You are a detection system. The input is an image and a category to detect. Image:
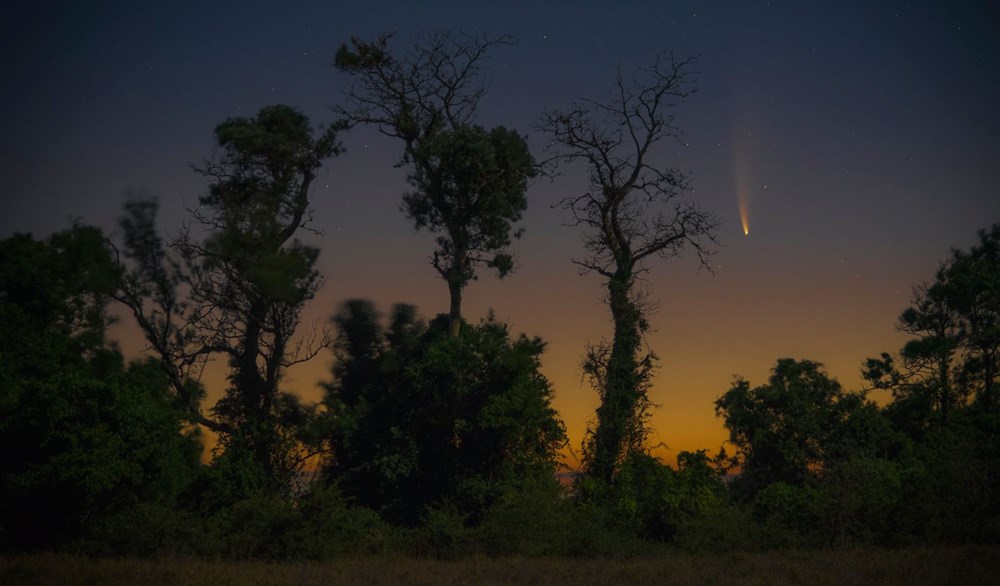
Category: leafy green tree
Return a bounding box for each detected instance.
[862,279,962,430]
[857,226,1000,545]
[318,301,566,524]
[716,358,893,499]
[537,55,719,484]
[335,33,536,337]
[0,228,201,550]
[863,224,1000,429]
[947,225,1000,412]
[116,105,343,496]
[0,226,116,355]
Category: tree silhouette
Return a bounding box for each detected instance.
[864,224,1000,423]
[537,54,718,483]
[0,228,200,549]
[318,301,566,524]
[947,225,1000,412]
[115,105,343,493]
[862,277,962,430]
[716,359,892,499]
[334,33,535,336]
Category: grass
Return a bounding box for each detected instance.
[2,546,998,585]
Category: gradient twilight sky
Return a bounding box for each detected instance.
[2,1,998,465]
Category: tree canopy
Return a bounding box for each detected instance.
[116,104,343,493]
[317,301,566,525]
[863,224,1000,430]
[716,358,893,498]
[0,228,200,550]
[335,33,535,336]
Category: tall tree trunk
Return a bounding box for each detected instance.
[939,348,951,423]
[590,270,643,483]
[231,300,278,483]
[447,273,463,338]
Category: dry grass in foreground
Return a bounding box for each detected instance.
[2,546,998,585]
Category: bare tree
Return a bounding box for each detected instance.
[538,54,719,483]
[335,32,535,337]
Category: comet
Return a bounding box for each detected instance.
[737,184,750,236]
[731,112,754,237]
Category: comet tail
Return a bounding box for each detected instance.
[737,185,750,236]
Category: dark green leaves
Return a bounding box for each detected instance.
[404,124,535,284]
[716,359,891,498]
[319,302,565,525]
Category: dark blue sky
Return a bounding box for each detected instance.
[2,0,998,459]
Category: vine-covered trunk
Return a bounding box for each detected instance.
[445,251,468,338]
[448,278,463,338]
[589,271,645,484]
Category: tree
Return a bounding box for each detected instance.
[317,301,566,524]
[334,33,536,337]
[0,226,117,357]
[861,277,962,431]
[947,225,1000,412]
[115,105,343,495]
[856,226,1000,543]
[715,358,893,499]
[537,54,719,483]
[863,224,1000,427]
[0,228,201,550]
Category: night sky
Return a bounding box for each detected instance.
[3,1,999,464]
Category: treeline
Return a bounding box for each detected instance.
[1,33,998,558]
[3,223,997,559]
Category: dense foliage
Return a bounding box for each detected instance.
[1,33,997,558]
[2,222,998,559]
[317,301,566,526]
[0,229,201,551]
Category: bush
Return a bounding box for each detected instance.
[673,503,761,553]
[412,501,478,559]
[816,457,903,546]
[79,502,207,557]
[751,481,822,548]
[478,475,578,557]
[573,451,730,547]
[292,484,398,559]
[208,494,301,559]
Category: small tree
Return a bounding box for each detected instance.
[538,54,718,483]
[334,33,536,336]
[116,105,343,495]
[716,359,893,499]
[318,301,566,525]
[863,224,1000,427]
[862,269,963,426]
